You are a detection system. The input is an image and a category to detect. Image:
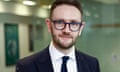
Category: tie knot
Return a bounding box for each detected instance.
[62,56,69,63]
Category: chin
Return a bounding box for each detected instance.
[59,43,74,49]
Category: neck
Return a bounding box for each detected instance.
[58,47,73,55]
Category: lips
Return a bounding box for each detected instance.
[59,35,72,40]
[60,35,72,38]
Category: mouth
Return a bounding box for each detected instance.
[59,35,72,40]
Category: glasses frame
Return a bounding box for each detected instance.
[51,19,83,32]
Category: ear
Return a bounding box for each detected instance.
[45,18,52,33]
[78,21,85,36]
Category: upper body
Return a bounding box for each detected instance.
[16,44,100,72]
[16,0,100,72]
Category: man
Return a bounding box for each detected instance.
[16,0,100,72]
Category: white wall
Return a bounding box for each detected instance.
[0,23,31,72]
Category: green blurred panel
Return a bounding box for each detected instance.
[4,24,19,66]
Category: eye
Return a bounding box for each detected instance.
[70,21,81,28]
[71,23,79,28]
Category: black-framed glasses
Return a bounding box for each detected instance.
[51,19,82,32]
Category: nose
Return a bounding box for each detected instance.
[63,24,71,33]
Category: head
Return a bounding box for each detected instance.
[46,0,85,50]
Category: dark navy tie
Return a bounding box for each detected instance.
[61,56,69,72]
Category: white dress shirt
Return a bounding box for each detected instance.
[49,42,78,72]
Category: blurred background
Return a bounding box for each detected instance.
[0,0,120,72]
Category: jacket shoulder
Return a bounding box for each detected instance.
[16,48,49,66]
[76,50,100,72]
[76,50,98,61]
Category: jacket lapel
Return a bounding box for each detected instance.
[35,47,54,72]
[75,50,90,72]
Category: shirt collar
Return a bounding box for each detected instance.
[49,41,76,61]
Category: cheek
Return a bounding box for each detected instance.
[72,32,79,38]
[51,27,61,36]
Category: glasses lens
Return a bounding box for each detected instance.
[70,23,81,31]
[55,23,64,30]
[52,20,65,30]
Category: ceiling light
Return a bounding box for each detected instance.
[23,0,36,6]
[4,0,11,1]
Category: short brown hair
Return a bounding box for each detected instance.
[49,0,83,19]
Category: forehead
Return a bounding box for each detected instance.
[52,4,82,21]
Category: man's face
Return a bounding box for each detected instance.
[46,5,84,49]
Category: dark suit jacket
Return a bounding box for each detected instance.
[16,46,100,72]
